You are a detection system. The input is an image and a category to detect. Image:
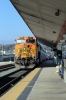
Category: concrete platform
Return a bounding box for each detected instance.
[1,60,66,100]
[0,61,14,67]
[27,67,66,100]
[0,61,15,77]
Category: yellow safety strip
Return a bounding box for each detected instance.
[1,68,40,100]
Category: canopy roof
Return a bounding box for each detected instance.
[10,0,66,48]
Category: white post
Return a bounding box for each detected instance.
[63,59,66,83]
[2,43,4,61]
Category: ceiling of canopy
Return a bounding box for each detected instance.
[10,0,66,48]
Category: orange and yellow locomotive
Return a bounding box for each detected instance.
[15,36,37,65]
[15,36,46,66]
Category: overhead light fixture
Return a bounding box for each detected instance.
[60,37,65,43]
[58,42,62,45]
[53,31,56,34]
[60,39,65,43]
[57,42,62,50]
[55,9,61,16]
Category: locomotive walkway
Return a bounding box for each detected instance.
[1,60,66,100]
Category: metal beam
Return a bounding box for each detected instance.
[56,21,66,45]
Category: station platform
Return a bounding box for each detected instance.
[27,67,66,100]
[1,61,66,100]
[0,61,14,67]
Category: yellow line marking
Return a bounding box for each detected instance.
[1,68,40,100]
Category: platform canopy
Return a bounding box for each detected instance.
[10,0,66,48]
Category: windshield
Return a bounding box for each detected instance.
[26,39,35,44]
[16,40,26,44]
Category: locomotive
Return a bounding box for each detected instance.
[14,36,46,66]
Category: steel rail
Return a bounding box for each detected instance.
[0,65,36,96]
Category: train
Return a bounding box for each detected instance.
[14,36,46,66]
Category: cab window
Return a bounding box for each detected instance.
[16,40,26,44]
[26,39,35,44]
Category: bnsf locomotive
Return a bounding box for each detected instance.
[14,36,46,66]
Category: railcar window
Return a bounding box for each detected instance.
[16,40,26,44]
[26,39,35,44]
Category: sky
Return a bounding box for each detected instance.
[0,0,34,44]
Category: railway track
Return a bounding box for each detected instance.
[0,65,15,72]
[0,64,36,96]
[0,63,15,70]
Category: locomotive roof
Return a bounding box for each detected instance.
[16,36,36,40]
